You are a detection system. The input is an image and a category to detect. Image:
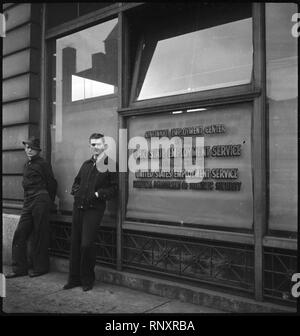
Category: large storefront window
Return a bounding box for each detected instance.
[132,3,253,101]
[266,3,298,233]
[49,19,118,215]
[126,103,253,230]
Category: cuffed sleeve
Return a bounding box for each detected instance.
[71,165,82,196]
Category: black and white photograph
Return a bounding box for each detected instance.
[1,1,299,319]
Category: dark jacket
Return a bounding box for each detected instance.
[71,156,118,209]
[22,155,57,201]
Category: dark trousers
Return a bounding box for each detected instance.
[12,193,52,274]
[68,205,105,286]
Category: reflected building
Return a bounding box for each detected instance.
[62,24,118,104]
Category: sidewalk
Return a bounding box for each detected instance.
[2,265,223,314]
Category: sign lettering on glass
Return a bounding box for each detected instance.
[133,124,243,191]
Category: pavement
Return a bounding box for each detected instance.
[2,265,224,314]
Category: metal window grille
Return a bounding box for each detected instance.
[123,231,254,293]
[49,222,117,267]
[263,247,297,305]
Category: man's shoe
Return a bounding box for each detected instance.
[82,285,93,292]
[28,270,48,278]
[5,272,27,279]
[63,282,81,290]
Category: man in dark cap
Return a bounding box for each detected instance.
[63,133,117,291]
[6,136,57,278]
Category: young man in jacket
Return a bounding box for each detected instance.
[63,133,117,291]
[6,137,57,278]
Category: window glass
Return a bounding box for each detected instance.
[58,21,118,103]
[133,3,253,101]
[50,19,118,217]
[266,3,298,232]
[127,103,253,230]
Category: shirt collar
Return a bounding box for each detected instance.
[92,152,105,161]
[28,154,40,162]
[90,152,107,164]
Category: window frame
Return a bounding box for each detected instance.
[117,3,270,301]
[115,4,263,244]
[264,2,298,237]
[128,3,256,109]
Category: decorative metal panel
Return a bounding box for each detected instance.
[123,231,254,293]
[264,247,297,305]
[49,222,71,258]
[49,222,117,267]
[95,226,117,266]
[50,223,297,306]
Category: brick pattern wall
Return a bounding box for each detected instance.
[2,3,42,205]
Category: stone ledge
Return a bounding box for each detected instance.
[3,213,20,265]
[50,257,296,314]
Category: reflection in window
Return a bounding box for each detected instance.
[266,3,298,232]
[56,20,117,106]
[134,4,253,101]
[72,75,115,101]
[54,19,118,142]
